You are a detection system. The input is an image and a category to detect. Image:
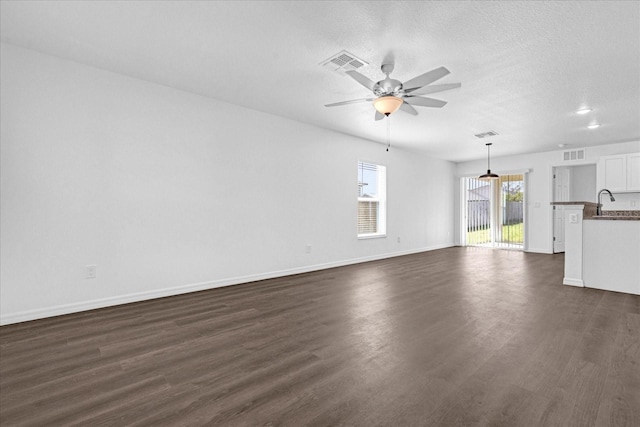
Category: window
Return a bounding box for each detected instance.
[358,161,386,238]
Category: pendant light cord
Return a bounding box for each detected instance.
[487,144,490,170]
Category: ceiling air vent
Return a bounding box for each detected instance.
[474,131,499,138]
[562,148,586,161]
[320,50,368,75]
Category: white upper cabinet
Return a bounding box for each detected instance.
[597,153,640,193]
[628,153,640,191]
[600,155,627,192]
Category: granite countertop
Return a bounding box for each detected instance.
[586,216,640,221]
[585,210,640,221]
[550,201,600,207]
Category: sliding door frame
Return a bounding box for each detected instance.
[459,170,530,251]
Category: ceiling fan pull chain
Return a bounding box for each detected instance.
[386,116,391,152]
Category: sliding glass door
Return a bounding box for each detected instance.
[463,174,525,249]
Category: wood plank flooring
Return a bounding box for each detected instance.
[1,247,639,426]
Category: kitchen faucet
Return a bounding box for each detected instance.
[597,189,615,215]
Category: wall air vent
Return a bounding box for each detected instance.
[562,148,586,161]
[474,131,499,138]
[320,50,368,75]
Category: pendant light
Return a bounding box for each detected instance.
[479,142,499,180]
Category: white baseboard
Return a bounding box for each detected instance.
[1,244,454,326]
[526,247,553,254]
[563,277,584,287]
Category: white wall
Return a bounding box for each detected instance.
[553,165,597,202]
[455,140,640,253]
[569,165,597,202]
[0,43,456,325]
[599,192,640,211]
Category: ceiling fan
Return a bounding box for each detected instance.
[325,63,460,120]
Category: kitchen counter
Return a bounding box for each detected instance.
[584,211,640,221]
[586,216,640,220]
[585,210,640,220]
[550,201,600,206]
[550,201,599,218]
[558,202,640,294]
[583,219,640,295]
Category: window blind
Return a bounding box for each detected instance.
[358,161,386,237]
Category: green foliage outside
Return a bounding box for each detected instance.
[467,222,524,245]
[504,192,524,202]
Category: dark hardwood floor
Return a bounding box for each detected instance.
[1,247,639,426]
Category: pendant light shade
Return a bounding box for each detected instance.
[479,142,499,180]
[373,95,403,116]
[479,171,500,180]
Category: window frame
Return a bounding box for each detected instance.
[357,160,387,239]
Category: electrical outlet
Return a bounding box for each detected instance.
[397,237,401,243]
[631,200,637,208]
[305,244,311,254]
[85,264,97,279]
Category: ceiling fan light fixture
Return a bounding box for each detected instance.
[373,95,403,116]
[325,64,459,121]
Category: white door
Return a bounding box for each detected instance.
[553,168,570,253]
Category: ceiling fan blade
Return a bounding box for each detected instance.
[375,111,385,121]
[345,70,376,91]
[325,98,373,107]
[399,101,418,115]
[403,66,450,92]
[407,82,461,95]
[404,96,448,108]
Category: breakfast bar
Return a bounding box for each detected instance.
[583,213,640,295]
[551,202,640,295]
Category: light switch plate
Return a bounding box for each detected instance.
[85,264,97,279]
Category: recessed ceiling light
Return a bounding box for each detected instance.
[587,123,600,129]
[576,108,592,115]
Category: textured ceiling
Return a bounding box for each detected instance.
[1,1,638,162]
